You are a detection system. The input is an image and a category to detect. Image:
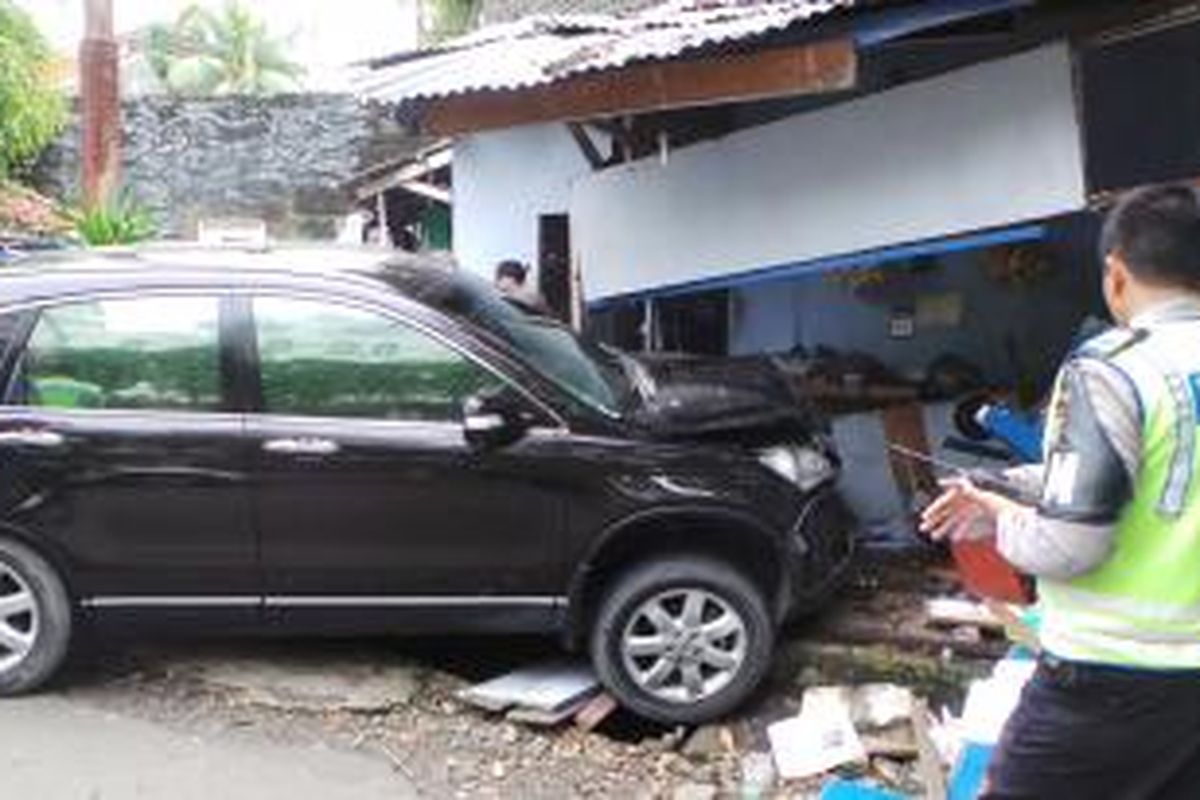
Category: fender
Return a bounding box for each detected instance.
[0,521,80,601]
[563,503,791,645]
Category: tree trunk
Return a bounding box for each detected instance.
[81,0,120,207]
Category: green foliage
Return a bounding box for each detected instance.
[29,346,221,411]
[73,199,156,246]
[423,0,482,44]
[140,1,304,96]
[0,0,66,176]
[261,358,494,420]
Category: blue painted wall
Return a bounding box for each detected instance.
[730,214,1103,393]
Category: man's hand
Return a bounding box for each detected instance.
[919,478,1026,542]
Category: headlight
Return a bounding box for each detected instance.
[757,444,836,491]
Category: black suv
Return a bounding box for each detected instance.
[0,247,853,723]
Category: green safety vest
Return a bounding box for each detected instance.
[1039,312,1200,668]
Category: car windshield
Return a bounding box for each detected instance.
[382,263,632,417]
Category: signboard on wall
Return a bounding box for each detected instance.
[571,44,1086,301]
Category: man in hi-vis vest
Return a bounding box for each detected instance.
[923,184,1200,799]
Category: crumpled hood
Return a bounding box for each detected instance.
[627,354,824,443]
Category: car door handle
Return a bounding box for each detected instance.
[0,429,66,449]
[262,437,341,456]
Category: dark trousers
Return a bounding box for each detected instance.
[983,658,1200,799]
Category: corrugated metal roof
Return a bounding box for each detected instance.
[355,0,857,104]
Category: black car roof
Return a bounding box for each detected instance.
[0,244,460,308]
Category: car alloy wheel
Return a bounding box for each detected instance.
[591,555,774,724]
[620,587,748,704]
[0,561,38,674]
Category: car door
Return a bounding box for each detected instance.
[0,293,258,612]
[243,294,567,626]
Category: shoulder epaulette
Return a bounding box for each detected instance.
[1074,327,1150,361]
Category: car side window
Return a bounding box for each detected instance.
[253,297,505,421]
[16,297,222,411]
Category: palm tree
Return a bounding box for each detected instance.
[141,2,303,96]
[422,0,482,44]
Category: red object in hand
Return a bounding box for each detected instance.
[952,538,1032,604]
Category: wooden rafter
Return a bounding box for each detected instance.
[422,37,856,136]
[566,122,608,170]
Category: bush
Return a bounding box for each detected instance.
[0,181,70,236]
[0,1,66,176]
[73,199,156,246]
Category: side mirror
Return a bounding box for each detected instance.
[462,392,529,450]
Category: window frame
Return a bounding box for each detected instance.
[0,290,240,417]
[238,289,565,429]
[0,307,37,405]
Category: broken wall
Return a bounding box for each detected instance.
[570,43,1087,301]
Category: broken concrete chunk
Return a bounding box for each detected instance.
[739,752,777,799]
[671,782,718,800]
[850,684,914,730]
[912,699,948,800]
[681,725,730,760]
[860,725,918,760]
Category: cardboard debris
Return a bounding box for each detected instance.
[458,661,600,718]
[768,687,868,780]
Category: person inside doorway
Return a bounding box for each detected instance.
[494,260,548,316]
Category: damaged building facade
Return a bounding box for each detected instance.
[357,0,1200,545]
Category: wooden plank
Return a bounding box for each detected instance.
[881,403,938,502]
[566,122,608,171]
[423,38,856,136]
[400,180,452,205]
[573,692,619,732]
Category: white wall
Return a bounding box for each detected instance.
[571,44,1087,300]
[452,123,592,280]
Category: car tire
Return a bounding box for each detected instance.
[0,537,72,696]
[590,555,775,725]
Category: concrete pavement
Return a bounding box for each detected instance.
[0,694,416,800]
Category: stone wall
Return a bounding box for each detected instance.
[36,94,414,240]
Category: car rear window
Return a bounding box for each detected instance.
[15,297,223,412]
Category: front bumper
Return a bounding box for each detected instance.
[783,485,857,617]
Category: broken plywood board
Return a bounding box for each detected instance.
[458,660,600,715]
[507,694,596,726]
